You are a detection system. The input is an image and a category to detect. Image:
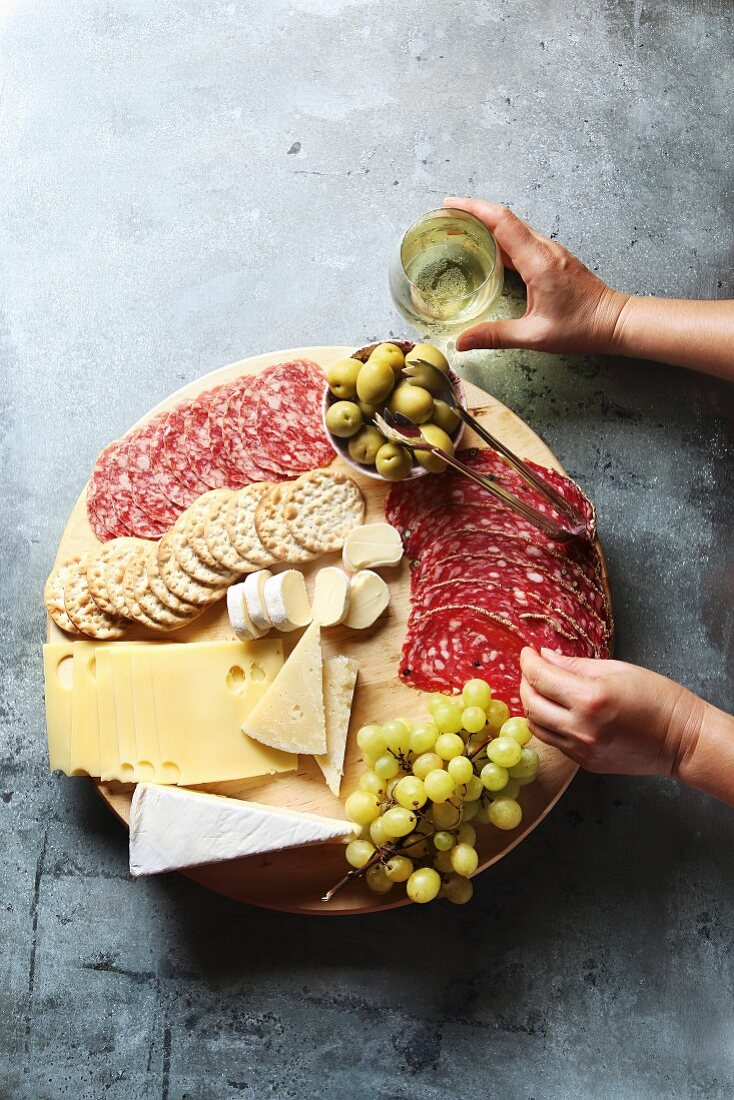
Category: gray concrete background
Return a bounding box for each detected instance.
[2,0,733,1097]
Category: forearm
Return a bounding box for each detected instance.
[605,295,734,379]
[676,701,734,807]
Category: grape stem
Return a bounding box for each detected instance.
[322,841,398,903]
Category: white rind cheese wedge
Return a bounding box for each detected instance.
[345,570,390,629]
[316,655,358,796]
[342,522,403,571]
[227,582,267,640]
[263,569,312,632]
[244,570,273,631]
[129,783,359,877]
[311,567,351,627]
[242,620,326,754]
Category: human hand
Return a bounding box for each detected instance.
[444,197,629,356]
[519,647,705,777]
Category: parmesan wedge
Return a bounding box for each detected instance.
[316,655,358,796]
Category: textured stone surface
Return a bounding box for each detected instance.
[1,0,733,1097]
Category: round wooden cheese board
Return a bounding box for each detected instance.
[48,345,611,915]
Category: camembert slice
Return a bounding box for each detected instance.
[129,784,359,877]
[241,620,326,754]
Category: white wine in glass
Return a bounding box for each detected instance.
[389,208,504,345]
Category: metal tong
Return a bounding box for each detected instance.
[375,360,588,543]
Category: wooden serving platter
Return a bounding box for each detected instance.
[48,345,610,915]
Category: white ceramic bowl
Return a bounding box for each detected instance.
[323,340,467,482]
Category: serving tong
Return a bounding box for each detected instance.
[375,360,588,543]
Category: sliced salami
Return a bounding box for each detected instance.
[127,416,183,529]
[143,411,200,509]
[158,400,211,498]
[220,375,279,484]
[251,361,334,476]
[208,377,252,487]
[86,443,124,541]
[399,604,526,712]
[102,438,167,539]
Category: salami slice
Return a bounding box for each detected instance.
[102,438,167,539]
[158,400,211,498]
[208,377,252,487]
[413,553,608,656]
[399,604,526,712]
[128,416,183,529]
[250,361,334,476]
[86,443,124,541]
[220,375,279,484]
[143,411,200,510]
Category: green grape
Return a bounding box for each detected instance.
[501,716,532,746]
[462,678,492,710]
[395,715,414,734]
[427,692,451,718]
[443,874,474,905]
[474,802,491,825]
[358,770,386,797]
[451,842,479,877]
[362,753,378,770]
[402,834,429,858]
[508,747,540,780]
[345,839,375,868]
[424,769,456,803]
[480,761,509,791]
[461,706,487,734]
[485,698,510,732]
[493,778,520,800]
[409,721,438,754]
[434,849,454,873]
[461,799,479,822]
[385,855,413,882]
[407,867,441,903]
[433,830,455,852]
[369,816,388,845]
[383,719,411,755]
[394,775,428,810]
[516,774,537,787]
[412,752,443,780]
[487,736,522,768]
[458,823,476,847]
[431,799,462,829]
[447,755,474,785]
[366,864,393,894]
[356,723,387,757]
[344,790,381,825]
[488,797,523,830]
[464,774,483,801]
[374,752,400,780]
[434,700,464,735]
[382,806,417,838]
[435,732,465,761]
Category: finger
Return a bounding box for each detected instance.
[456,317,534,353]
[520,647,587,707]
[520,676,574,734]
[526,718,579,758]
[539,648,605,677]
[443,197,545,277]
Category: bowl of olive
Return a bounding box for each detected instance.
[322,340,466,482]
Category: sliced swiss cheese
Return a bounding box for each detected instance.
[129,783,360,877]
[242,620,326,754]
[43,643,74,774]
[316,655,359,796]
[69,642,101,776]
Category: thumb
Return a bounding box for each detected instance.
[539,648,599,675]
[456,317,536,353]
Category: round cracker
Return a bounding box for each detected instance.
[63,556,127,639]
[147,545,199,615]
[254,484,315,563]
[105,542,147,619]
[158,537,227,605]
[184,489,236,571]
[204,491,259,573]
[131,547,203,630]
[283,469,365,553]
[225,483,278,568]
[44,558,82,635]
[166,495,238,587]
[87,537,146,616]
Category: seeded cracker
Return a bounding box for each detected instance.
[283,469,365,553]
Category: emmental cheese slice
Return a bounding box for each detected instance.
[129,783,360,877]
[316,655,359,796]
[242,621,326,754]
[43,643,74,774]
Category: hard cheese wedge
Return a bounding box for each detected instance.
[316,655,359,796]
[43,643,74,774]
[242,621,326,754]
[129,783,360,876]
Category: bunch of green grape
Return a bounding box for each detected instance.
[342,679,539,905]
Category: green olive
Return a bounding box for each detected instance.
[375,441,413,481]
[326,358,362,400]
[326,400,363,439]
[416,423,455,474]
[356,358,396,406]
[368,342,405,376]
[405,342,449,374]
[387,381,434,425]
[358,399,380,421]
[431,399,460,434]
[348,425,385,466]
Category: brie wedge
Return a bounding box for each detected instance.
[342,522,403,571]
[345,570,390,630]
[129,783,359,877]
[263,569,312,632]
[244,570,273,632]
[311,567,351,627]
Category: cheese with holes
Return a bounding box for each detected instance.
[43,643,74,773]
[342,522,403,571]
[244,570,273,631]
[345,570,390,629]
[263,569,312,632]
[316,655,359,796]
[242,621,326,754]
[69,642,101,776]
[129,783,359,876]
[311,567,350,628]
